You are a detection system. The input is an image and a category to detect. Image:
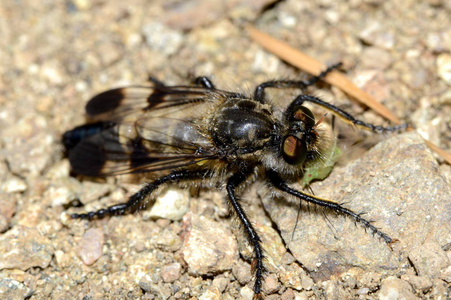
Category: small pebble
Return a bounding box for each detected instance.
[148,188,190,221]
[232,261,252,285]
[437,53,451,84]
[408,241,449,278]
[281,288,295,300]
[77,227,104,266]
[262,273,280,295]
[378,276,419,300]
[160,262,181,283]
[0,225,53,270]
[181,212,238,275]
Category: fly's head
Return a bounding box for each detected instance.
[281,103,322,167]
[262,101,333,179]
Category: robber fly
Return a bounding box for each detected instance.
[63,64,409,299]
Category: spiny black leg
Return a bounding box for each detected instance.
[253,62,342,102]
[267,170,392,243]
[71,170,206,220]
[194,76,216,89]
[227,170,264,299]
[288,94,412,133]
[147,76,166,87]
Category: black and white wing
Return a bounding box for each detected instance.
[63,84,241,176]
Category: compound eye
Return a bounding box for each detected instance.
[282,135,307,165]
[293,106,315,128]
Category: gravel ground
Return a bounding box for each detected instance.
[1,0,450,299]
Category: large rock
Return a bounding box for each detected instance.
[261,132,450,281]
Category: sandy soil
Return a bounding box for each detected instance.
[0,0,450,299]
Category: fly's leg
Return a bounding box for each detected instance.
[267,170,392,243]
[253,62,342,102]
[147,76,166,87]
[194,76,248,99]
[148,75,216,89]
[288,94,412,133]
[71,170,206,220]
[148,74,216,89]
[226,170,264,300]
[194,76,216,89]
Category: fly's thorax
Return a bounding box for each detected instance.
[209,98,275,151]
